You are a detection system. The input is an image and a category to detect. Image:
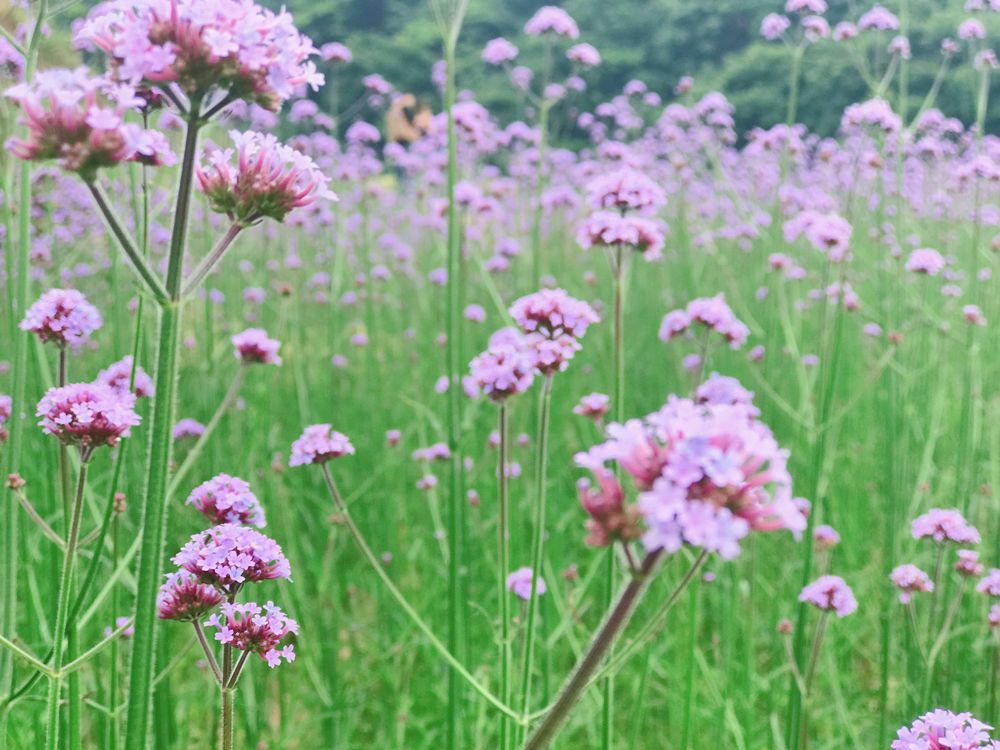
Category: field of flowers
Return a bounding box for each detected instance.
[0,1,997,749]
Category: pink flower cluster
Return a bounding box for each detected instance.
[892,709,997,750]
[524,6,579,39]
[482,38,518,66]
[74,0,323,110]
[157,570,225,622]
[37,382,140,451]
[197,130,336,225]
[231,327,282,365]
[573,393,610,422]
[576,388,804,559]
[288,424,355,467]
[508,289,599,374]
[506,567,547,600]
[577,211,666,261]
[586,168,666,214]
[659,294,750,350]
[186,474,266,528]
[468,333,536,401]
[96,355,155,398]
[206,601,298,668]
[911,508,981,545]
[20,288,102,348]
[890,564,934,604]
[905,248,947,276]
[5,68,176,176]
[695,372,759,413]
[172,523,290,590]
[799,575,858,617]
[783,210,853,261]
[173,418,205,440]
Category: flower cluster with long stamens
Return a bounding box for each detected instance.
[74,0,324,110]
[575,382,804,558]
[196,130,336,225]
[5,68,175,177]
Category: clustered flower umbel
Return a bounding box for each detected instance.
[574,380,805,556]
[4,68,176,177]
[507,288,600,375]
[96,355,155,398]
[20,288,103,348]
[288,424,355,467]
[890,564,934,604]
[799,575,858,617]
[911,508,981,545]
[74,0,324,110]
[231,327,282,365]
[197,130,336,225]
[36,382,141,455]
[892,709,998,750]
[659,294,750,350]
[577,211,667,261]
[160,470,297,670]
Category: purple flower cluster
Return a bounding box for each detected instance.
[577,211,666,261]
[288,424,355,467]
[892,709,997,750]
[905,248,947,276]
[524,6,579,39]
[206,601,298,668]
[659,294,750,350]
[911,508,981,545]
[468,334,535,402]
[231,327,282,366]
[187,474,266,528]
[482,38,518,65]
[20,288,102,348]
[172,523,290,590]
[5,68,175,175]
[799,575,858,617]
[197,130,336,225]
[783,210,853,261]
[157,570,225,622]
[573,393,610,422]
[37,382,140,451]
[508,289,599,375]
[173,418,205,440]
[75,0,323,110]
[576,388,804,559]
[506,567,547,600]
[96,355,155,398]
[890,564,934,604]
[586,168,666,214]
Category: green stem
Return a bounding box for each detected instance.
[521,551,664,750]
[180,223,244,297]
[531,105,550,285]
[45,456,90,750]
[498,402,512,750]
[518,375,554,741]
[220,688,234,750]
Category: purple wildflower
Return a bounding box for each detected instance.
[20,288,102,348]
[232,328,282,366]
[37,382,140,452]
[172,524,290,590]
[288,424,355,467]
[206,601,298,668]
[186,474,265,528]
[799,575,858,617]
[157,570,225,622]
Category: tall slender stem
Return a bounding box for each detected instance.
[180,223,244,297]
[522,550,664,750]
[498,402,512,750]
[518,375,554,741]
[220,688,234,750]
[45,456,90,750]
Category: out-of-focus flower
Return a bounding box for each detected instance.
[892,709,996,750]
[912,508,980,545]
[659,294,750,349]
[231,327,282,365]
[573,393,610,422]
[524,6,579,38]
[506,567,546,599]
[482,37,518,65]
[288,424,354,466]
[96,355,154,398]
[890,564,934,603]
[20,288,102,348]
[173,418,205,440]
[799,575,858,617]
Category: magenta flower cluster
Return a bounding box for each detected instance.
[172,523,290,590]
[206,602,298,668]
[288,424,355,467]
[156,570,225,622]
[468,330,536,401]
[186,474,266,528]
[586,168,666,214]
[799,575,858,617]
[20,288,102,348]
[892,709,997,750]
[37,382,140,451]
[231,327,282,366]
[911,508,981,545]
[96,355,155,398]
[507,288,599,374]
[659,294,750,350]
[577,211,666,261]
[890,564,934,604]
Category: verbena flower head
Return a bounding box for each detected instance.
[197,130,336,225]
[577,211,666,261]
[5,68,175,177]
[231,327,282,365]
[912,508,980,545]
[659,294,750,350]
[157,570,224,621]
[509,289,599,375]
[506,567,546,600]
[482,37,518,65]
[524,6,579,39]
[577,469,642,547]
[905,248,946,276]
[567,43,601,67]
[74,0,323,110]
[858,5,900,31]
[468,334,535,401]
[799,575,858,617]
[172,523,290,590]
[37,382,140,452]
[206,601,298,668]
[890,564,934,604]
[761,13,791,40]
[955,550,984,578]
[20,288,102,348]
[187,473,265,528]
[892,709,997,750]
[586,169,666,214]
[0,395,10,424]
[288,424,355,466]
[977,569,1000,597]
[695,372,758,413]
[573,392,610,422]
[96,355,154,398]
[173,418,205,440]
[577,390,803,559]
